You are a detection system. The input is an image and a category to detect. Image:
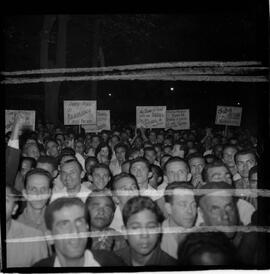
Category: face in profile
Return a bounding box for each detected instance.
[125,209,161,257]
[87,196,115,230]
[50,205,88,261]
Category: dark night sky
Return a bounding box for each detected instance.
[3,9,269,131]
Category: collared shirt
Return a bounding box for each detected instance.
[140,184,162,201]
[7,220,48,267]
[109,205,124,233]
[54,249,100,267]
[160,219,188,259]
[50,184,92,203]
[17,207,47,234]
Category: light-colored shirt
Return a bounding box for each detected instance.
[50,184,92,203]
[140,184,163,201]
[54,249,100,267]
[6,220,48,267]
[110,205,124,233]
[76,152,86,172]
[109,159,122,176]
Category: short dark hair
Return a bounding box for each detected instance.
[112,172,138,191]
[45,197,86,231]
[203,154,218,164]
[186,152,204,164]
[177,232,237,265]
[84,156,98,172]
[122,196,164,226]
[85,189,116,213]
[129,157,150,172]
[24,168,53,188]
[202,160,231,183]
[144,146,156,154]
[60,158,83,172]
[61,147,76,156]
[37,155,58,170]
[164,157,190,173]
[150,164,163,178]
[164,181,194,204]
[222,144,238,155]
[234,149,257,163]
[114,142,128,153]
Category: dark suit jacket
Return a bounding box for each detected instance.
[6,146,20,187]
[32,249,126,267]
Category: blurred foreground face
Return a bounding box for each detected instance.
[199,191,238,229]
[51,205,88,261]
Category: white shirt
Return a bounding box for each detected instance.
[109,159,122,176]
[109,205,124,233]
[54,249,100,267]
[140,184,162,201]
[50,184,92,203]
[75,152,86,172]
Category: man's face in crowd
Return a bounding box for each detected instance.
[149,132,157,143]
[99,147,109,158]
[91,137,100,149]
[199,191,238,228]
[189,157,205,176]
[166,189,197,228]
[92,168,111,190]
[144,150,156,165]
[50,205,88,261]
[24,174,51,210]
[111,136,120,148]
[60,162,82,192]
[165,161,191,183]
[20,159,33,177]
[115,147,126,164]
[130,162,150,188]
[222,147,237,167]
[87,196,114,230]
[236,153,257,179]
[114,177,139,205]
[75,141,84,155]
[125,209,161,257]
[207,166,232,185]
[46,141,59,158]
[27,144,40,160]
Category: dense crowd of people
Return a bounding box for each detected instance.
[3,113,269,269]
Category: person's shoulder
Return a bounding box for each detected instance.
[31,256,54,267]
[92,249,127,266]
[158,248,178,265]
[11,220,44,237]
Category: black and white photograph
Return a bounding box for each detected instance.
[2,5,270,272]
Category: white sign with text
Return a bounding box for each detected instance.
[64,101,97,125]
[5,110,36,133]
[136,106,166,128]
[215,106,242,126]
[166,109,190,130]
[83,110,110,132]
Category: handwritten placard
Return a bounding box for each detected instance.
[215,106,242,126]
[166,109,190,130]
[64,101,96,125]
[136,106,166,128]
[5,110,35,133]
[83,110,111,132]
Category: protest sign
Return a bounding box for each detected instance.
[83,110,110,132]
[5,110,35,133]
[166,109,190,130]
[64,101,96,125]
[136,106,166,128]
[215,106,242,126]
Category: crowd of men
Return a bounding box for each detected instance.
[3,113,269,269]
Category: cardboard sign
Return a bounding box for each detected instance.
[5,110,35,133]
[83,110,110,132]
[215,106,242,126]
[64,101,96,125]
[136,106,166,128]
[166,109,190,130]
